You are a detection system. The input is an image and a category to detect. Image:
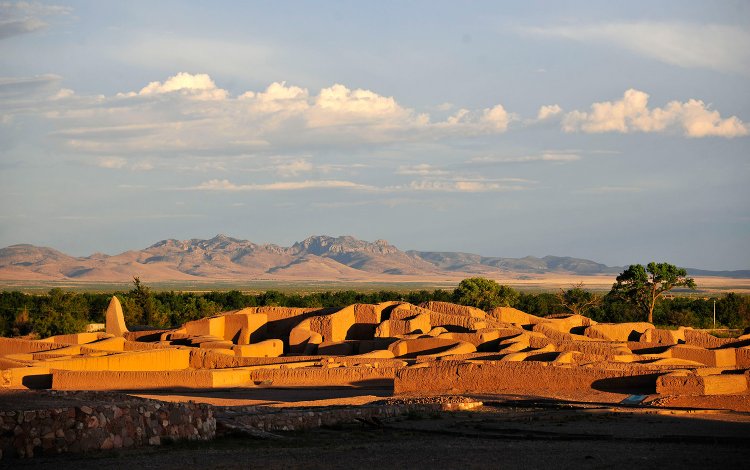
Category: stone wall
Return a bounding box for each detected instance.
[0,398,214,459]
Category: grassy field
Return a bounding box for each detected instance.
[1,274,748,295]
[0,279,460,294]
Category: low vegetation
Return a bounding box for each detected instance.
[0,263,748,337]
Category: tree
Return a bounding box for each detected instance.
[556,283,600,317]
[453,277,518,311]
[128,277,157,326]
[610,263,696,323]
[31,288,88,337]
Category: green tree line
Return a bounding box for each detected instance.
[1,275,748,338]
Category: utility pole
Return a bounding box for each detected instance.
[713,300,716,329]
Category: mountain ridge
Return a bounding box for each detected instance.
[0,235,747,282]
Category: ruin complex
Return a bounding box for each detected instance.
[2,297,749,459]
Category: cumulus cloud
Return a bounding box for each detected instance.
[307,83,424,129]
[4,71,746,172]
[523,22,750,76]
[480,105,511,132]
[440,104,513,133]
[134,72,228,100]
[240,81,309,113]
[1,72,518,157]
[563,89,748,138]
[537,104,562,120]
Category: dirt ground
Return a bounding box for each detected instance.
[132,387,394,408]
[5,395,750,470]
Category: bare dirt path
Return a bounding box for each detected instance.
[6,400,750,470]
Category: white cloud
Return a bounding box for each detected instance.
[51,88,74,100]
[472,152,581,163]
[189,179,373,191]
[96,156,127,169]
[523,22,750,76]
[408,179,526,193]
[437,104,513,134]
[273,158,313,177]
[563,89,748,138]
[95,156,154,171]
[307,83,423,129]
[2,72,520,158]
[184,175,530,194]
[135,72,228,100]
[240,81,309,113]
[396,164,449,176]
[537,104,562,120]
[480,104,510,132]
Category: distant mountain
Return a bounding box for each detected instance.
[408,251,620,275]
[0,235,746,282]
[685,268,750,279]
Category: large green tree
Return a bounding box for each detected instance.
[610,263,696,323]
[453,277,518,311]
[128,277,158,326]
[556,283,600,317]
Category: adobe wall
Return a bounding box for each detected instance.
[394,361,663,395]
[736,347,750,368]
[39,333,106,345]
[420,302,486,318]
[0,338,73,356]
[388,337,475,358]
[584,323,653,341]
[50,368,253,390]
[258,307,337,341]
[670,345,737,367]
[487,307,542,325]
[683,329,734,349]
[309,306,356,343]
[656,372,749,395]
[549,340,631,357]
[0,399,214,459]
[36,348,192,372]
[429,312,486,332]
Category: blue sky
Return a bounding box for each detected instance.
[0,1,748,269]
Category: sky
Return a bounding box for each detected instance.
[0,1,748,270]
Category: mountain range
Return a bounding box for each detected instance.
[0,235,747,282]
